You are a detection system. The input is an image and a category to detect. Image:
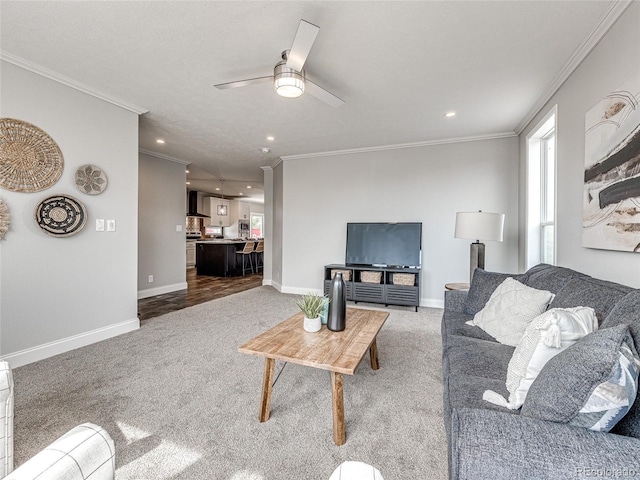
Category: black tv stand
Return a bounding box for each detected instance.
[324,264,420,312]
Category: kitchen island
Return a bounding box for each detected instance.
[195,240,253,277]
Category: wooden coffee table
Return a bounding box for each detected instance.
[238,307,389,446]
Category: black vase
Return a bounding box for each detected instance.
[327,272,346,331]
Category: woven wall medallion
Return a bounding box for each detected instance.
[0,118,64,193]
[75,164,108,195]
[34,194,87,237]
[0,199,9,239]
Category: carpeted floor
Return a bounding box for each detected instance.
[13,286,447,479]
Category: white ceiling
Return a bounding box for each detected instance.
[0,1,626,202]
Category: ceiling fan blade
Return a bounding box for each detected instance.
[305,79,345,108]
[286,20,320,72]
[214,76,273,90]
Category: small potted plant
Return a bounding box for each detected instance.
[296,292,329,332]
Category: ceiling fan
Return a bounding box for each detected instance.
[214,19,345,108]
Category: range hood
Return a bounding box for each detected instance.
[186,190,210,218]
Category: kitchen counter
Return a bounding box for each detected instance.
[195,240,255,277]
[196,239,247,245]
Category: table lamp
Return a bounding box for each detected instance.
[455,211,505,283]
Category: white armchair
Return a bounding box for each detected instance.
[0,361,115,480]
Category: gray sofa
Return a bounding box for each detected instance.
[442,264,640,479]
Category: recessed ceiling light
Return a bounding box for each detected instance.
[445,111,456,118]
[261,147,270,153]
[215,187,220,191]
[239,192,243,195]
[247,185,252,189]
[266,136,275,141]
[186,181,190,185]
[156,139,165,144]
[185,169,190,173]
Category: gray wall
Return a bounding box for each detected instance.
[519,2,640,288]
[275,136,519,306]
[138,153,187,298]
[0,61,140,365]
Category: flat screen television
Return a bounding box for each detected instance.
[345,222,422,268]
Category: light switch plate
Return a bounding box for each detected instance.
[96,219,105,231]
[106,219,116,232]
[176,225,183,232]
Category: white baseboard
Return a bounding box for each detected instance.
[421,298,444,309]
[137,282,188,299]
[280,286,323,296]
[1,318,140,368]
[262,279,283,292]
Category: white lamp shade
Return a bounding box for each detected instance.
[455,211,505,242]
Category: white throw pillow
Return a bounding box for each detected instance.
[466,277,554,347]
[483,306,598,410]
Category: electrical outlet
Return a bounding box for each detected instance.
[95,219,105,231]
[148,275,153,283]
[107,219,116,232]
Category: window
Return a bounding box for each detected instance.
[251,213,264,238]
[540,130,555,265]
[526,107,557,268]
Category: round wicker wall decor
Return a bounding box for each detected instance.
[0,117,64,192]
[0,199,9,239]
[75,164,108,195]
[35,194,87,237]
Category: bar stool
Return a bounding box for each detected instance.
[236,241,255,275]
[254,240,264,272]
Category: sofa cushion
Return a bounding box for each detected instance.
[443,335,515,381]
[549,277,633,325]
[468,278,554,347]
[463,269,523,316]
[445,374,519,417]
[601,290,640,439]
[521,325,640,432]
[602,290,640,348]
[484,307,598,410]
[520,264,587,294]
[441,311,497,343]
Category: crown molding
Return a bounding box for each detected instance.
[1,50,149,115]
[279,132,517,161]
[139,149,190,165]
[515,0,632,134]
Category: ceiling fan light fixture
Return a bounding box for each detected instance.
[274,60,305,98]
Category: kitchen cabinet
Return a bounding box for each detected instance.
[237,202,250,221]
[204,197,231,227]
[202,198,250,227]
[196,240,249,276]
[186,241,196,267]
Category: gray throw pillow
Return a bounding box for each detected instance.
[521,325,640,432]
[463,269,522,315]
[599,290,640,439]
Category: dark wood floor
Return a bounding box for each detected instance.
[137,268,263,324]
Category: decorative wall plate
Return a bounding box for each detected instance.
[0,199,9,239]
[75,164,108,195]
[34,194,87,237]
[0,118,64,192]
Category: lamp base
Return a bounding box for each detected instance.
[469,242,485,283]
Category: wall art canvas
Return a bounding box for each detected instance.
[583,71,640,253]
